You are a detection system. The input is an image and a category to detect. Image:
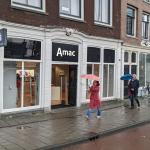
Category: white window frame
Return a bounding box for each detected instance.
[94,0,113,27]
[11,0,46,13]
[126,6,136,37]
[142,13,149,40]
[59,0,84,21]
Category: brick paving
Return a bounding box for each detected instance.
[0,97,149,150]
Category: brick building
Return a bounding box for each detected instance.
[120,0,150,98]
[0,0,123,113]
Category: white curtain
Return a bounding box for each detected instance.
[102,0,109,23]
[60,0,70,14]
[28,0,41,8]
[95,0,110,23]
[95,0,99,21]
[13,0,26,4]
[71,0,80,16]
[60,0,80,17]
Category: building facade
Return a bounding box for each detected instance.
[121,0,150,99]
[1,0,122,113]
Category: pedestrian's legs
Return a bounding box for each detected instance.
[134,93,140,107]
[130,95,134,108]
[96,107,101,118]
[86,109,91,118]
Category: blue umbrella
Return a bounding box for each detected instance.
[120,74,132,80]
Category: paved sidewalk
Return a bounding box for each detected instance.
[0,97,149,150]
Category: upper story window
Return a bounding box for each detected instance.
[131,52,137,63]
[124,52,129,63]
[59,0,83,20]
[126,6,136,36]
[95,0,112,26]
[11,0,45,12]
[142,13,149,39]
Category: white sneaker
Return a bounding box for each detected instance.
[97,116,101,119]
[86,115,89,119]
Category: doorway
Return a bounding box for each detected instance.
[124,65,137,98]
[51,64,77,109]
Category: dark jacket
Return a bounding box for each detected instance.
[128,79,139,94]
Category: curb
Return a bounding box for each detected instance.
[36,119,150,150]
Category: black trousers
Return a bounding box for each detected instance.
[130,93,140,107]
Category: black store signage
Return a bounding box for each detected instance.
[52,42,78,62]
[87,47,100,62]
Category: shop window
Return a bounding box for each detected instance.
[11,0,45,12]
[104,49,115,63]
[139,53,146,86]
[95,0,112,26]
[23,62,40,107]
[3,61,40,109]
[124,52,129,62]
[87,47,100,62]
[59,0,83,19]
[103,64,114,97]
[146,54,150,83]
[4,38,41,60]
[86,64,100,99]
[131,65,137,74]
[131,52,136,63]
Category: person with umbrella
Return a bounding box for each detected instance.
[81,74,101,119]
[86,80,101,119]
[128,74,140,109]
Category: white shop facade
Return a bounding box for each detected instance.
[0,21,122,113]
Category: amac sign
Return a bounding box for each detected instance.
[52,42,78,62]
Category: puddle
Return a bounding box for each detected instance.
[16,125,32,130]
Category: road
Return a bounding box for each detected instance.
[63,123,150,150]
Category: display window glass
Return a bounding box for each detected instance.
[3,61,40,109]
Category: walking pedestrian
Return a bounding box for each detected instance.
[128,74,140,109]
[86,80,101,119]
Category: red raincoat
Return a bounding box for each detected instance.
[89,86,101,109]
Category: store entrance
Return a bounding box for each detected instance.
[51,64,77,109]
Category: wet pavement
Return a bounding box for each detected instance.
[63,123,150,150]
[0,97,149,149]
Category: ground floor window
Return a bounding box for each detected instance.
[103,64,114,97]
[139,53,146,86]
[146,54,150,84]
[139,53,150,87]
[3,61,40,109]
[86,64,100,99]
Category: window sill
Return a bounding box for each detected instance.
[142,38,149,41]
[126,35,138,39]
[94,22,113,29]
[59,14,85,23]
[11,5,48,16]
